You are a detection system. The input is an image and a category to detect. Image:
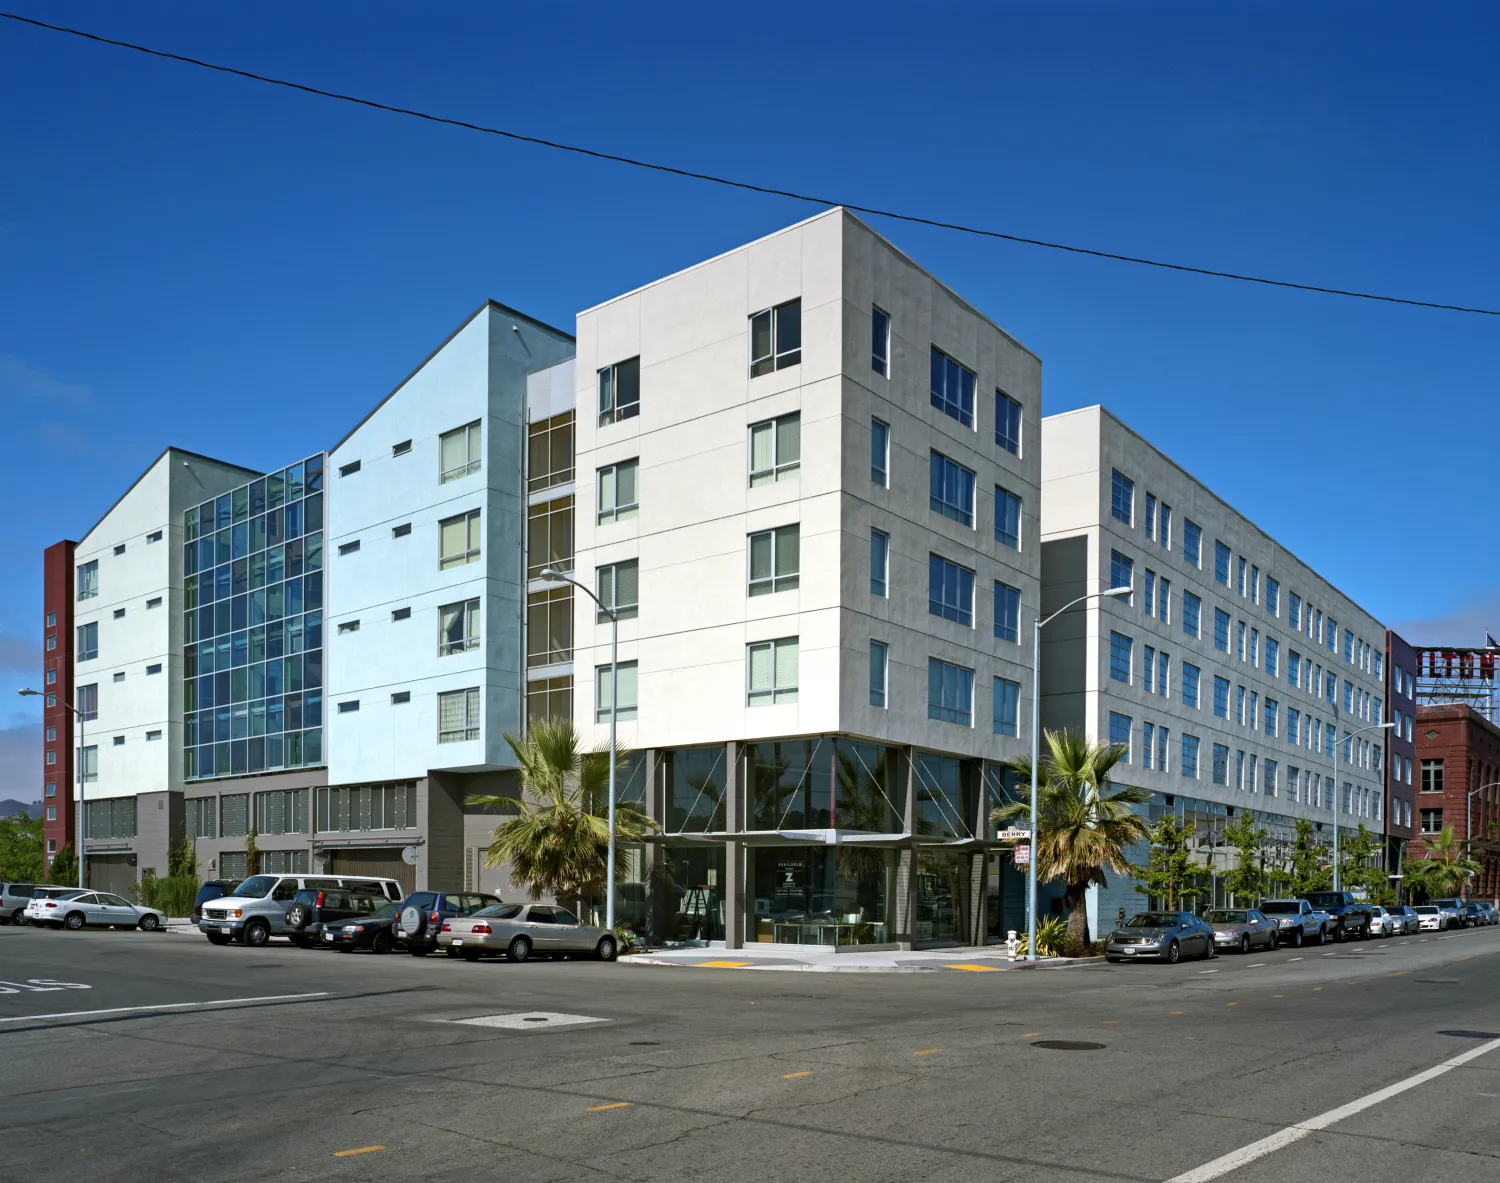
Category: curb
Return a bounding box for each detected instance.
[617,953,1099,973]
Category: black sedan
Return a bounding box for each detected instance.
[320,900,400,954]
[1104,911,1216,964]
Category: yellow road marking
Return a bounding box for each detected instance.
[946,963,1001,972]
[1389,970,1410,977]
[587,1103,630,1112]
[1021,1032,1041,1037]
[1273,994,1284,999]
[1102,1020,1119,1025]
[1348,981,1357,985]
[1312,987,1322,992]
[781,1071,812,1079]
[333,1146,385,1158]
[914,1049,942,1055]
[1169,1011,1183,1015]
[1225,1002,1237,1007]
[694,961,752,969]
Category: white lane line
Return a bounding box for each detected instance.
[1197,969,1219,974]
[1166,1036,1500,1182]
[0,992,330,1024]
[1288,957,1304,962]
[1247,963,1265,968]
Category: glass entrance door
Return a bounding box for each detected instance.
[664,846,724,942]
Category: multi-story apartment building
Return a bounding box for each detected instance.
[40,540,77,865]
[1041,407,1390,929]
[1413,704,1500,900]
[1384,630,1419,866]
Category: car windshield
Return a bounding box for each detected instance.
[1259,902,1298,914]
[1414,906,1437,914]
[1303,893,1343,907]
[1126,913,1179,928]
[472,904,523,920]
[1204,910,1248,923]
[227,875,278,899]
[41,889,85,901]
[1432,900,1460,908]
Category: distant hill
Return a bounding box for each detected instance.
[0,799,41,819]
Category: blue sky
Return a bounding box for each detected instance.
[1,2,1496,795]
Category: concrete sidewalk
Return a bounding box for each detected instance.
[618,943,1094,973]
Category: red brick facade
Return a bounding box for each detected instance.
[1412,704,1500,899]
[42,540,77,870]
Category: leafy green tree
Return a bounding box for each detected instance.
[47,842,78,886]
[0,811,44,882]
[469,718,656,915]
[1287,817,1331,895]
[245,829,261,878]
[992,730,1151,945]
[1404,825,1479,900]
[1338,823,1389,901]
[1222,811,1267,904]
[1133,815,1206,910]
[167,839,198,879]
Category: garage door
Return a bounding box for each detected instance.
[326,849,413,895]
[87,854,136,896]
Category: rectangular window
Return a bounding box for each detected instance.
[1110,712,1132,760]
[1237,685,1246,726]
[392,522,412,539]
[338,701,359,713]
[77,683,98,720]
[748,525,800,596]
[597,356,641,426]
[1109,632,1132,683]
[337,620,360,634]
[928,554,975,626]
[1212,743,1229,785]
[994,581,1021,644]
[1288,707,1300,745]
[1264,698,1278,737]
[748,412,801,487]
[146,664,161,675]
[996,391,1022,455]
[871,418,890,486]
[1143,722,1154,770]
[1263,759,1278,796]
[1213,676,1229,719]
[869,640,889,708]
[1157,652,1168,698]
[1110,470,1136,526]
[929,347,976,427]
[77,560,98,601]
[1326,617,1338,653]
[750,299,801,376]
[597,659,642,718]
[1144,493,1156,541]
[870,529,889,596]
[1265,638,1279,677]
[747,640,797,706]
[1111,550,1134,597]
[1214,608,1230,652]
[1143,645,1155,692]
[338,460,361,477]
[526,586,572,668]
[1181,662,1200,708]
[527,411,575,493]
[437,687,481,743]
[993,677,1021,736]
[147,530,162,543]
[1235,750,1245,790]
[1237,621,1247,662]
[1181,734,1199,779]
[1182,591,1200,638]
[1157,577,1170,624]
[1158,503,1172,550]
[439,420,482,483]
[1288,650,1301,688]
[1265,577,1280,616]
[1250,565,1259,604]
[1420,759,1443,793]
[392,439,412,457]
[1420,808,1443,834]
[1344,629,1354,662]
[1215,541,1230,585]
[597,459,640,524]
[392,691,410,705]
[338,541,360,556]
[113,735,124,746]
[438,509,482,569]
[78,745,98,783]
[930,452,976,527]
[597,559,639,621]
[1343,680,1354,712]
[927,657,974,726]
[871,306,890,376]
[994,487,1022,549]
[146,597,162,609]
[1238,557,1247,596]
[113,608,124,619]
[1144,570,1155,618]
[526,496,573,580]
[392,607,411,622]
[1157,726,1169,773]
[1183,520,1201,567]
[438,598,481,656]
[77,621,98,661]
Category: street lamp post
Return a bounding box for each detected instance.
[1330,719,1394,892]
[1025,583,1132,962]
[540,568,619,933]
[18,687,84,889]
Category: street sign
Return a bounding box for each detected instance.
[1013,844,1031,866]
[995,828,1031,841]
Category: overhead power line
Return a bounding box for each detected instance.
[3,10,1496,317]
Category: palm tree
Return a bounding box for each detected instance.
[991,729,1151,945]
[1404,825,1480,901]
[467,718,656,917]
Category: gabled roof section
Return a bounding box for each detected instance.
[78,446,259,544]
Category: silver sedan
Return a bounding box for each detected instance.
[436,903,619,962]
[24,890,166,931]
[1204,908,1279,953]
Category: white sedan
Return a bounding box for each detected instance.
[25,890,166,932]
[1413,905,1445,932]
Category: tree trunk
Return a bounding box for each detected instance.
[1064,884,1090,946]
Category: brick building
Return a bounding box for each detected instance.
[1413,703,1500,899]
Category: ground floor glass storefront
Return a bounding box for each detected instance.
[752,847,894,946]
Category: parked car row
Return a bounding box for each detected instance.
[0,882,168,931]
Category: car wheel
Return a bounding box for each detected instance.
[1165,939,1181,965]
[461,948,482,962]
[596,935,618,962]
[1289,927,1302,948]
[64,911,86,931]
[11,908,25,926]
[1239,934,1250,955]
[508,935,532,963]
[243,920,270,948]
[1268,930,1278,951]
[138,914,160,932]
[206,932,231,946]
[371,931,395,955]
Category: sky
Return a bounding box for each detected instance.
[0,1,1496,797]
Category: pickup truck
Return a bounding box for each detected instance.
[1300,891,1374,941]
[1259,899,1332,947]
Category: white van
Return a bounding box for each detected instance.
[197,873,404,947]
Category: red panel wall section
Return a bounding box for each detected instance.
[42,540,76,869]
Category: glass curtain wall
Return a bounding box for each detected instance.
[744,738,905,833]
[182,456,325,780]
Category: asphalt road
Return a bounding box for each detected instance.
[1,923,1498,1183]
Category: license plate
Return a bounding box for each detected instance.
[396,929,407,937]
[452,939,464,946]
[220,925,233,934]
[324,933,335,941]
[1124,948,1136,955]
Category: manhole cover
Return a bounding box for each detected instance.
[446,1011,609,1031]
[1032,1040,1106,1051]
[1439,1030,1500,1039]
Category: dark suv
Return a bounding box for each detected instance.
[284,886,390,946]
[190,879,240,925]
[1300,891,1374,941]
[395,891,502,956]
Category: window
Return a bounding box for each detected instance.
[597,559,639,620]
[993,677,1021,736]
[1109,632,1132,683]
[1111,471,1134,525]
[1326,617,1338,653]
[77,621,98,661]
[869,640,889,708]
[188,797,215,839]
[747,640,797,706]
[147,530,162,543]
[1183,520,1201,567]
[1110,712,1132,760]
[113,608,125,619]
[1288,650,1301,688]
[1237,685,1246,725]
[439,420,483,483]
[437,687,481,743]
[1373,651,1382,679]
[1250,565,1259,604]
[1212,743,1229,786]
[391,691,410,705]
[929,347,975,427]
[597,356,641,425]
[46,670,55,685]
[1343,680,1354,712]
[391,607,411,622]
[1288,708,1300,744]
[1157,652,1168,698]
[996,391,1022,455]
[750,300,801,376]
[392,523,411,539]
[1157,726,1169,773]
[1343,629,1354,663]
[438,509,482,569]
[1265,577,1280,616]
[871,418,890,486]
[339,701,360,713]
[1182,590,1201,639]
[748,525,800,596]
[46,725,56,741]
[1263,760,1278,796]
[77,560,98,600]
[1235,750,1246,790]
[1237,621,1247,662]
[1213,676,1230,719]
[1181,662,1200,708]
[316,784,416,833]
[78,745,97,783]
[1420,808,1443,834]
[1421,759,1444,793]
[46,750,56,765]
[1145,493,1156,541]
[46,611,55,627]
[1157,577,1171,623]
[1143,722,1154,769]
[337,620,360,634]
[392,439,412,457]
[1143,646,1155,691]
[928,555,975,626]
[146,663,162,675]
[527,586,572,669]
[1264,698,1278,737]
[1265,638,1279,677]
[1181,735,1199,779]
[870,529,889,597]
[1144,570,1156,618]
[871,307,890,376]
[1158,503,1172,550]
[994,487,1022,549]
[76,683,97,719]
[1214,608,1230,652]
[527,497,573,578]
[597,460,639,524]
[255,787,311,836]
[930,452,976,527]
[994,581,1021,643]
[1237,557,1247,596]
[439,598,481,656]
[927,657,974,726]
[338,541,361,556]
[1288,592,1302,629]
[749,413,800,486]
[339,460,361,477]
[146,597,162,609]
[1111,551,1134,597]
[1214,541,1230,585]
[528,411,574,493]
